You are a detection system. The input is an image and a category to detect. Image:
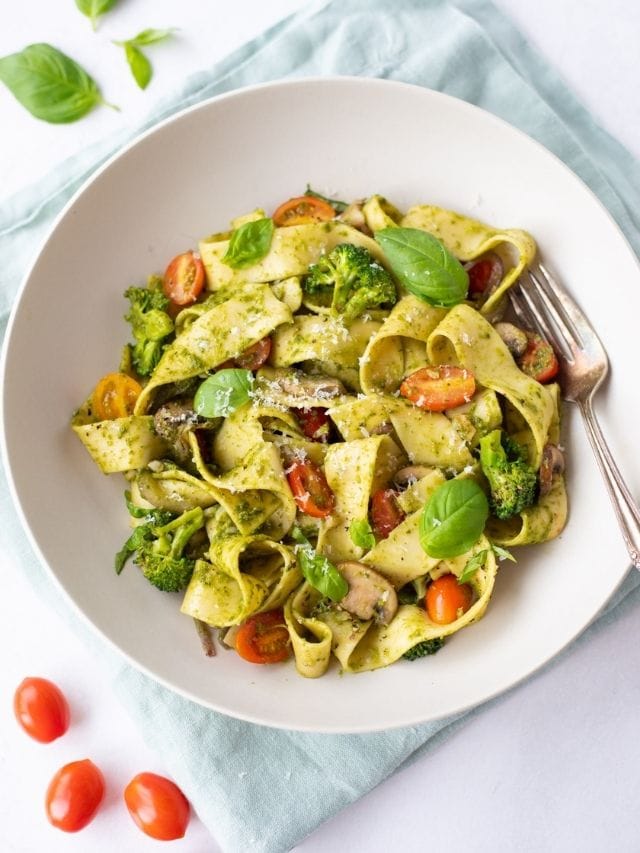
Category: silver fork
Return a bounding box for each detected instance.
[510,262,640,570]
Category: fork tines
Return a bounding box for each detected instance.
[509,263,594,365]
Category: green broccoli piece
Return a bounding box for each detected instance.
[479,429,537,520]
[115,506,205,592]
[124,277,174,377]
[403,638,445,660]
[304,243,397,322]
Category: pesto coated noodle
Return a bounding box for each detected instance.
[72,192,567,677]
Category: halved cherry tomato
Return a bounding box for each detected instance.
[92,372,142,420]
[466,253,504,296]
[399,365,476,412]
[45,759,105,832]
[235,609,291,664]
[13,677,70,743]
[293,407,330,443]
[426,574,473,625]
[272,196,335,227]
[124,772,190,841]
[163,250,205,306]
[286,458,335,518]
[518,332,559,383]
[370,489,405,539]
[235,336,272,370]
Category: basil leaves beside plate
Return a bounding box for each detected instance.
[376,227,469,307]
[194,369,254,418]
[75,0,118,30]
[420,478,488,559]
[0,43,110,124]
[291,527,348,602]
[114,29,175,90]
[222,218,274,270]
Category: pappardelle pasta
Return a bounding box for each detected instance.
[72,190,567,677]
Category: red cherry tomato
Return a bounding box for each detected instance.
[370,489,405,539]
[426,574,473,625]
[293,407,330,442]
[286,458,335,518]
[13,677,70,743]
[466,253,504,296]
[400,365,476,412]
[235,336,272,370]
[235,609,291,664]
[163,250,205,306]
[124,772,190,841]
[518,332,559,383]
[273,195,336,226]
[45,759,105,832]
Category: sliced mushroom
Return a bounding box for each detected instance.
[269,368,346,400]
[338,201,373,236]
[539,444,565,496]
[337,561,398,625]
[394,465,433,489]
[153,399,201,465]
[494,322,528,358]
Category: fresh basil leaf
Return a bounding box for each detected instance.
[419,479,489,559]
[458,549,488,584]
[75,0,117,29]
[222,218,274,270]
[491,544,517,562]
[124,44,152,89]
[0,43,108,124]
[194,369,253,417]
[349,518,375,550]
[375,227,469,307]
[305,184,348,213]
[127,28,176,47]
[291,527,348,602]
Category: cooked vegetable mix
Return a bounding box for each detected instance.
[72,192,568,677]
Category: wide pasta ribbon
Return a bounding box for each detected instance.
[199,221,387,290]
[134,283,292,413]
[427,304,553,469]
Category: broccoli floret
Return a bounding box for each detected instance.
[115,506,205,592]
[304,243,397,322]
[403,638,445,660]
[479,429,537,520]
[124,277,174,377]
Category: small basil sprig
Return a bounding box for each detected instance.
[291,527,348,602]
[114,28,175,90]
[375,227,468,307]
[0,44,113,124]
[458,542,516,584]
[305,185,348,213]
[75,0,118,30]
[419,479,488,559]
[194,369,253,417]
[349,518,375,550]
[222,218,274,270]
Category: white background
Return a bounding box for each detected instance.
[2,2,640,852]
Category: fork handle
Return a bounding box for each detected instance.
[578,398,640,570]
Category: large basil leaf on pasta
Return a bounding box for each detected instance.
[194,369,253,417]
[222,218,274,269]
[420,479,488,558]
[376,227,468,307]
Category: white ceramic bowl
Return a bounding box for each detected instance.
[3,78,639,732]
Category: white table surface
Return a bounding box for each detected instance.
[2,2,640,851]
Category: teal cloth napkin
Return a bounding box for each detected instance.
[3,1,640,850]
